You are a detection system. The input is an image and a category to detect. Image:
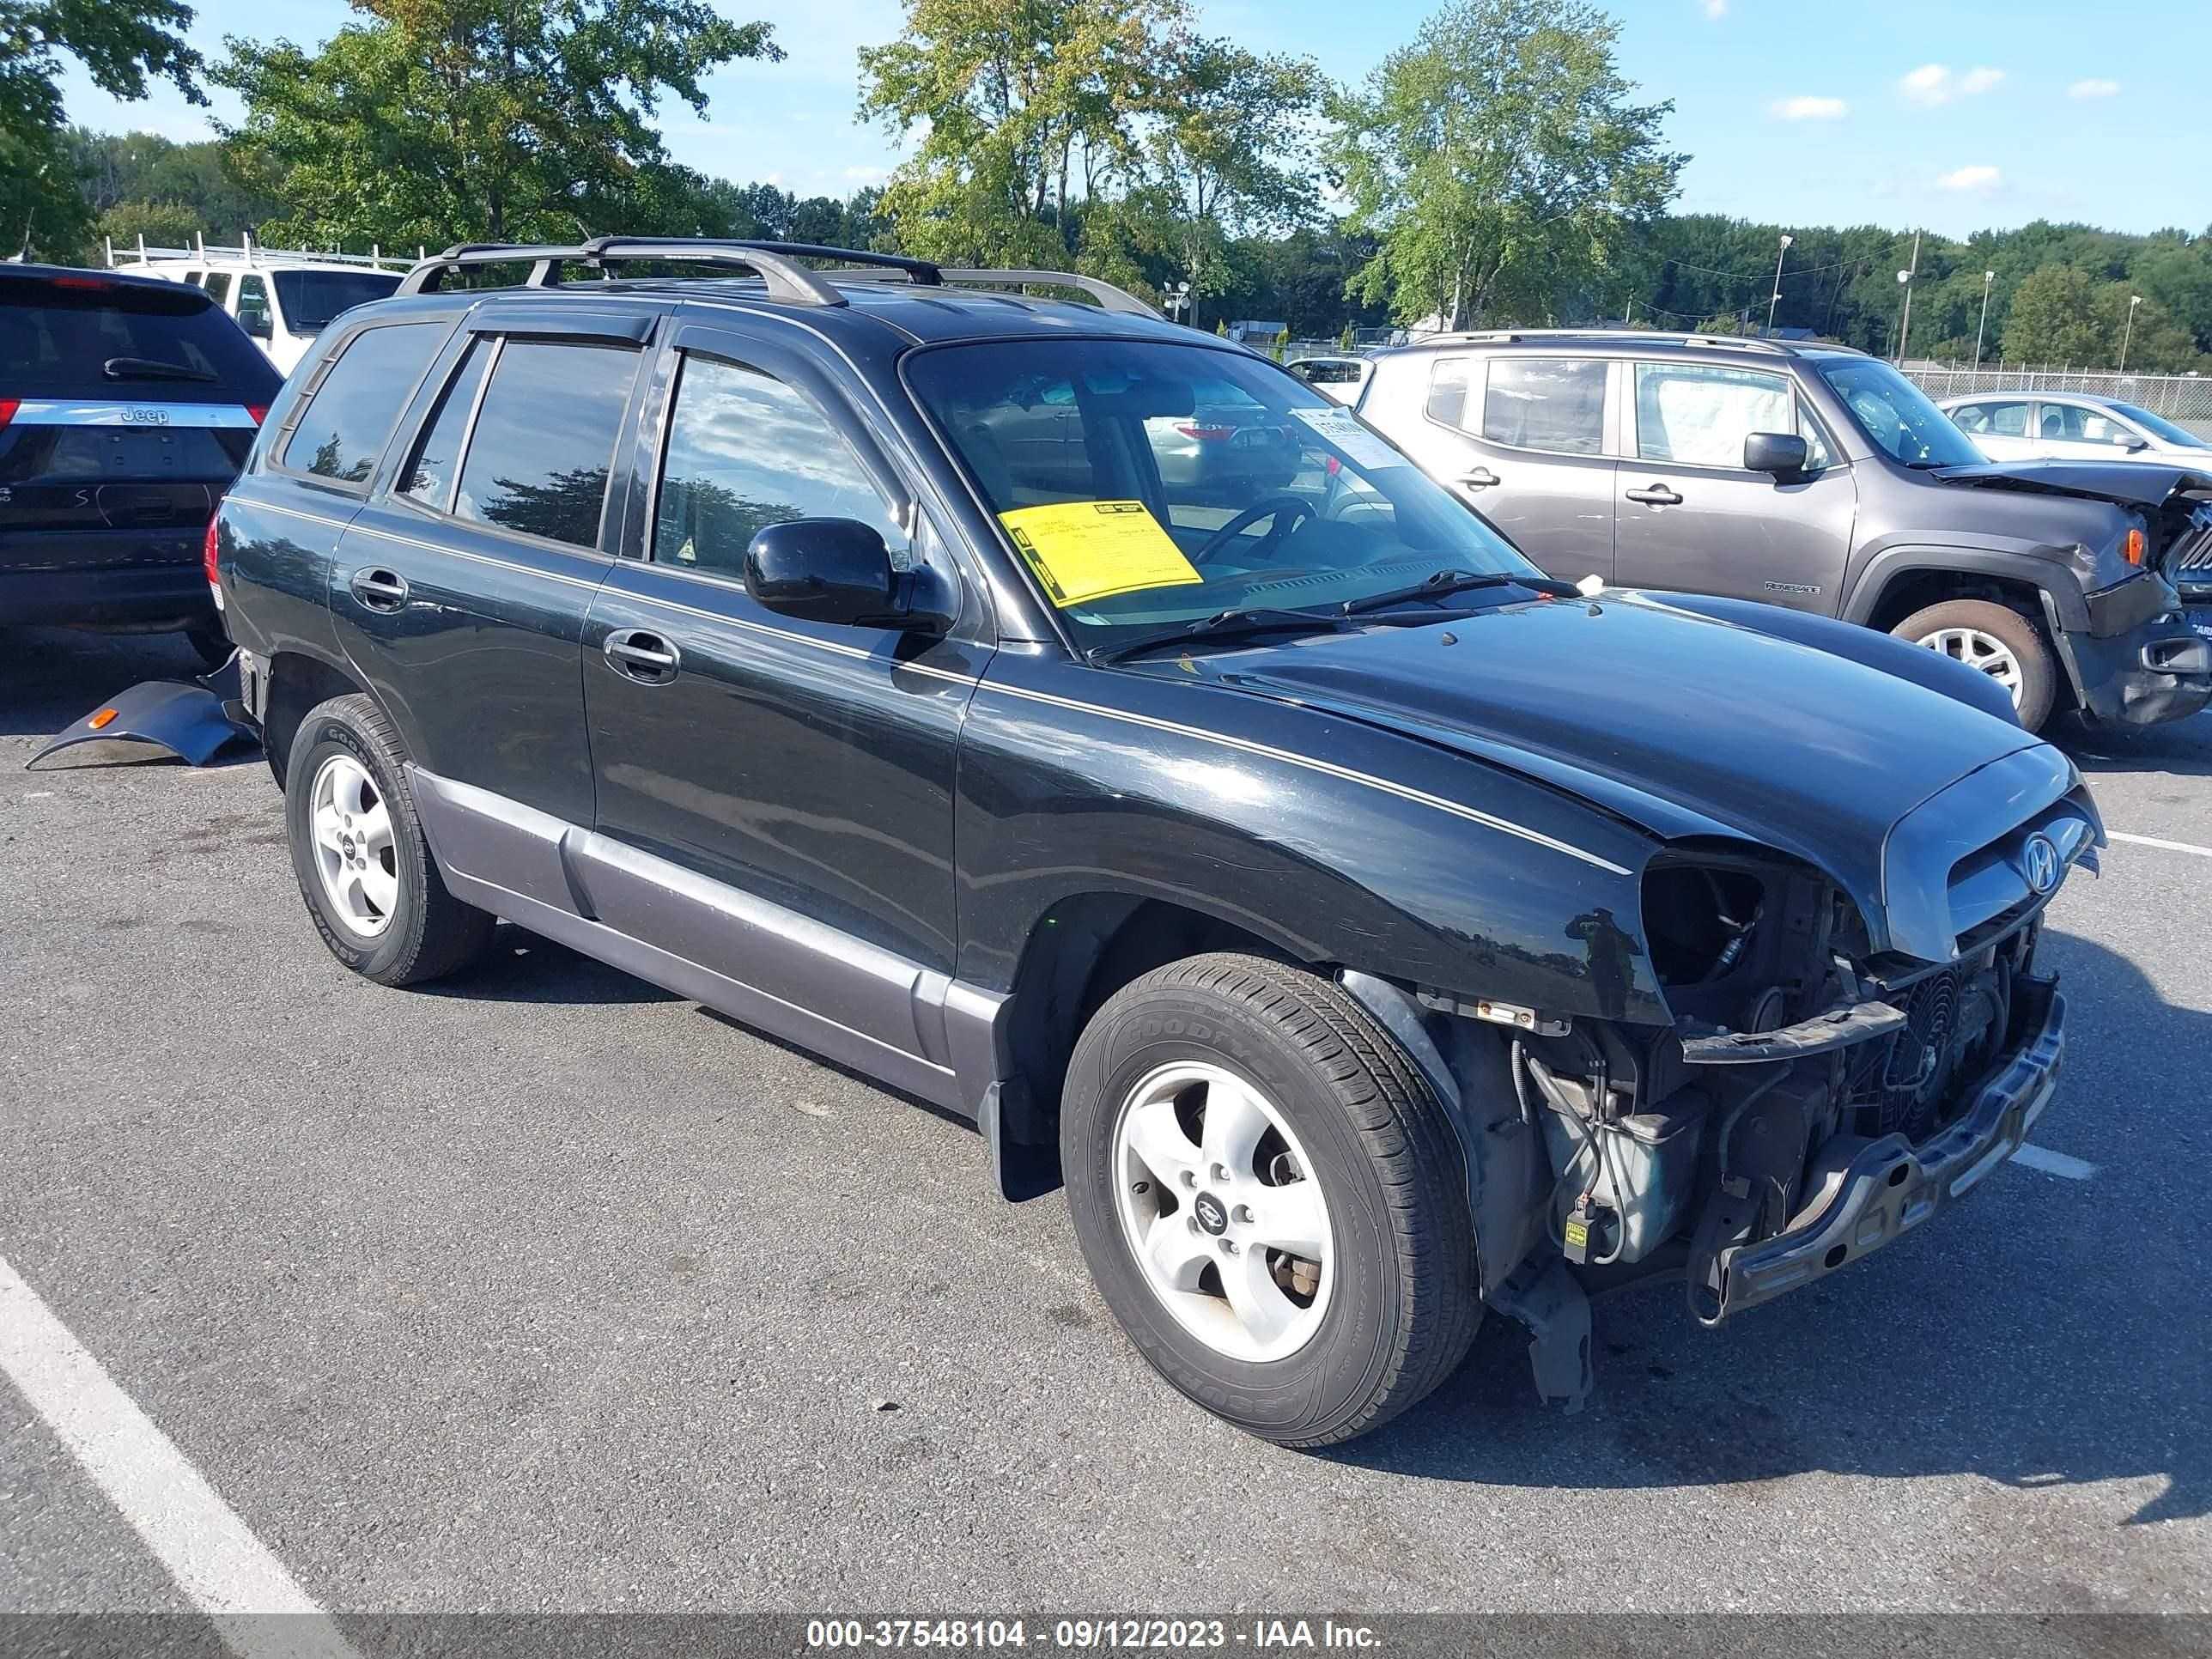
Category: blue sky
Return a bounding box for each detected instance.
[59,0,2209,237]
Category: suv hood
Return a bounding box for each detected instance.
[1934,459,2212,510]
[1137,594,2048,938]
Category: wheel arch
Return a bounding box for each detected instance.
[988,890,1320,1194]
[1844,545,2088,635]
[261,648,375,791]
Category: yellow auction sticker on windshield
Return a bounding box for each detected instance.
[999,501,1203,608]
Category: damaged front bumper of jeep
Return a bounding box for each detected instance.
[1703,972,2063,1322]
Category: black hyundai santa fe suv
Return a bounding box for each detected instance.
[3,263,281,664]
[213,239,2096,1445]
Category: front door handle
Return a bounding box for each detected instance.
[349,567,409,611]
[603,628,681,684]
[1458,466,1501,489]
[1624,483,1684,507]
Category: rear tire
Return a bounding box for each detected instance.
[1060,952,1479,1448]
[1893,598,2057,732]
[284,693,492,987]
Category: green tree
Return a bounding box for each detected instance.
[67,128,282,241]
[2001,265,2110,367]
[95,198,200,255]
[1327,0,1683,329]
[1139,35,1321,315]
[0,0,203,259]
[216,0,781,250]
[858,0,1184,269]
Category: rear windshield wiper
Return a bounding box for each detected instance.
[1340,568,1577,615]
[1091,606,1349,665]
[103,356,216,383]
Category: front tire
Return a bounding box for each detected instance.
[1893,598,2057,731]
[284,694,492,987]
[1061,953,1479,1447]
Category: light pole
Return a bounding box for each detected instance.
[1165,280,1193,325]
[1765,233,1793,337]
[1893,231,1921,366]
[2120,293,2142,372]
[1973,270,1994,368]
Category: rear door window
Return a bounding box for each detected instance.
[1954,398,2028,436]
[1484,358,1607,454]
[273,270,403,333]
[280,321,447,484]
[452,339,640,549]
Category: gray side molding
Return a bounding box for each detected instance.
[408,765,1010,1121]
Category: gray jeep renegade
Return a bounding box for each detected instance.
[1355,331,2212,732]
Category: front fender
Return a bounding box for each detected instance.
[1843,541,2092,634]
[954,651,1667,1026]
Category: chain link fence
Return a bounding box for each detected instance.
[1899,362,2212,426]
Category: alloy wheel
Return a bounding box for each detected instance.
[1109,1060,1334,1363]
[1917,625,2025,706]
[309,753,398,938]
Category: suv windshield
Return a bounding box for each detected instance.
[907,338,1542,644]
[272,269,402,331]
[1810,355,1984,468]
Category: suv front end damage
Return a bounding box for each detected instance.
[1378,748,2101,1409]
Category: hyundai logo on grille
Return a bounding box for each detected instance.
[2022,833,2060,895]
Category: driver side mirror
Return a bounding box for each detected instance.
[1744,431,1809,477]
[2123,436,2150,453]
[743,518,950,633]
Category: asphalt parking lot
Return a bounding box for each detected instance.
[2,626,2209,1626]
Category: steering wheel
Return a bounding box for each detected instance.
[1194,495,1317,564]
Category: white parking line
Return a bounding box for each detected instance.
[2012,1144,2100,1182]
[0,1255,358,1659]
[2107,830,2212,860]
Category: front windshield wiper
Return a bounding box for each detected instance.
[1340,568,1578,615]
[103,356,216,383]
[1091,606,1350,665]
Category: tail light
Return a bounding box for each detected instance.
[204,514,224,610]
[1175,423,1236,441]
[0,398,17,433]
[246,404,268,426]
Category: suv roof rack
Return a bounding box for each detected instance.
[107,232,418,272]
[1405,327,1865,358]
[397,236,1164,318]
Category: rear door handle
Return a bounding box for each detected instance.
[603,628,681,684]
[1457,466,1501,489]
[349,567,409,611]
[1624,483,1684,507]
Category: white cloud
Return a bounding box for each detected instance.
[1771,95,1848,120]
[2069,77,2121,98]
[1936,165,2002,193]
[842,165,888,183]
[1899,64,2006,106]
[1702,0,1727,17]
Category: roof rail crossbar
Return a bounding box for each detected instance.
[724,241,944,283]
[397,237,848,306]
[936,269,1163,319]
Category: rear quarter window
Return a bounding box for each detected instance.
[1,276,278,401]
[280,321,448,485]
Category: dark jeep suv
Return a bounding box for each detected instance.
[215,240,2097,1445]
[3,263,281,664]
[1355,330,2212,732]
